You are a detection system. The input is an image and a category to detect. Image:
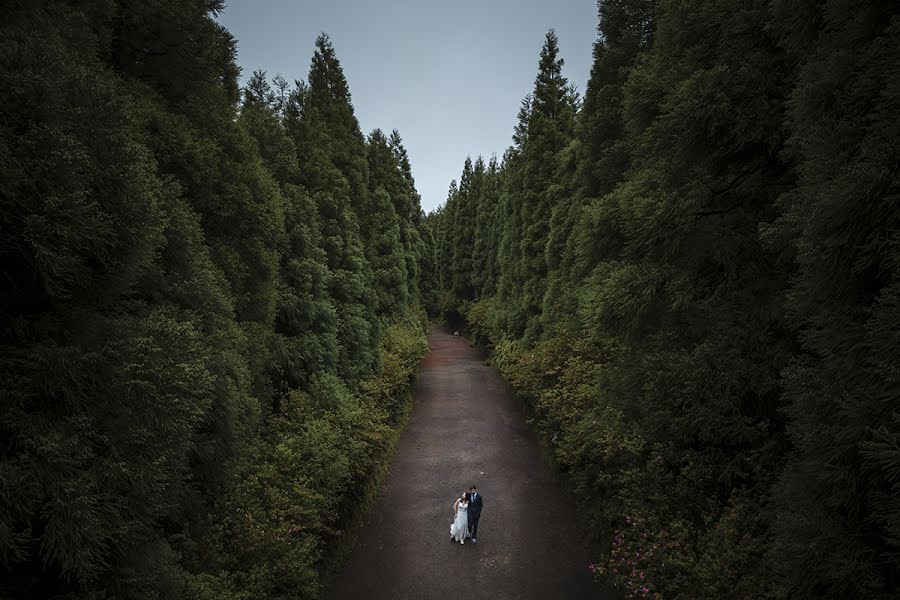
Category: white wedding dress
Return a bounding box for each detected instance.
[450,501,469,543]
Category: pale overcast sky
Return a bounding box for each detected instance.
[217,0,598,213]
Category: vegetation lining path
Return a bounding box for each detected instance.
[329,326,597,599]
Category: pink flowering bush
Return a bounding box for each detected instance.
[592,514,691,600]
[588,502,778,600]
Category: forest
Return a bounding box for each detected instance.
[432,1,900,599]
[2,1,433,598]
[2,0,899,599]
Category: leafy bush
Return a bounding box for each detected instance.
[184,318,427,599]
[472,314,780,600]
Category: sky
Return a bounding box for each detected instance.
[217,0,599,213]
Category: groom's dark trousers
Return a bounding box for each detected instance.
[468,493,483,538]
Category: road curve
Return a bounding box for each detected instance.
[328,326,600,599]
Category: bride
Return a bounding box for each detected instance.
[449,492,469,544]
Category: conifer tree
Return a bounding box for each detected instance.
[470,157,491,297]
[389,129,427,307]
[241,69,301,183]
[438,180,458,292]
[495,32,577,340]
[429,2,900,598]
[288,34,378,382]
[476,157,502,298]
[1,5,430,597]
[572,1,793,594]
[239,73,339,395]
[364,129,408,314]
[451,157,478,301]
[419,215,440,315]
[769,2,900,596]
[0,2,265,593]
[520,30,577,340]
[543,0,654,333]
[494,102,530,336]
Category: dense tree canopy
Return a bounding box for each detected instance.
[3,0,899,598]
[436,2,900,599]
[1,4,429,599]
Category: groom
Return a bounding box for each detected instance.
[466,485,483,543]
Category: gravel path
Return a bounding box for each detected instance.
[328,326,600,599]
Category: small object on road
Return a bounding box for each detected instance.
[467,486,483,543]
[449,492,469,544]
[330,328,596,598]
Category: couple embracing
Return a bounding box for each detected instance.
[449,485,483,545]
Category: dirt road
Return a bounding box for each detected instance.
[328,327,600,599]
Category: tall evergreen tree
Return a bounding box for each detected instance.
[364,129,408,315]
[451,157,478,301]
[1,5,430,597]
[769,1,900,596]
[437,180,458,293]
[0,1,267,594]
[567,1,793,595]
[419,214,441,315]
[287,34,378,383]
[495,32,577,340]
[543,0,655,333]
[389,129,427,307]
[471,156,495,298]
[238,72,339,395]
[242,69,301,183]
[518,30,577,341]
[428,1,900,598]
[494,101,530,336]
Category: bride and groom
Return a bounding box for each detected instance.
[449,485,483,544]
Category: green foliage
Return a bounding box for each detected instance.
[2,7,430,598]
[364,130,411,315]
[0,3,257,595]
[271,183,340,392]
[185,319,427,600]
[431,1,900,598]
[471,157,502,298]
[459,297,496,349]
[388,129,429,308]
[285,33,380,384]
[494,31,578,342]
[361,318,430,421]
[435,181,458,295]
[765,4,900,598]
[418,215,441,315]
[7,0,899,596]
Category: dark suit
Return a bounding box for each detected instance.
[467,492,483,539]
